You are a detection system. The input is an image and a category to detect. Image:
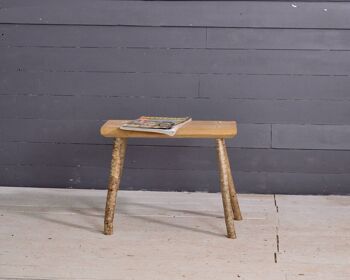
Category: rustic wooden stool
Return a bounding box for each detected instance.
[100,120,242,239]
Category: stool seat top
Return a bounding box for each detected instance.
[101,120,237,139]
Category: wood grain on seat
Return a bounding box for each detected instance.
[100,120,237,138]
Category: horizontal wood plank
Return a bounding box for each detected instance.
[272,124,350,150]
[2,165,349,194]
[0,71,199,97]
[2,142,350,174]
[1,1,349,29]
[3,24,350,51]
[0,119,106,144]
[199,74,350,100]
[1,47,350,75]
[3,71,350,101]
[207,28,350,50]
[1,95,349,125]
[266,172,350,195]
[0,24,206,48]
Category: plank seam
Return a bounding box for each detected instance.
[1,22,350,30]
[4,45,350,51]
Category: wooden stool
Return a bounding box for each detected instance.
[100,120,242,239]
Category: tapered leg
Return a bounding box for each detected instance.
[222,140,242,221]
[104,138,127,235]
[216,138,236,239]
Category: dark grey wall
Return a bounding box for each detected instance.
[0,0,350,194]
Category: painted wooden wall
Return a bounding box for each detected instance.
[1,0,349,194]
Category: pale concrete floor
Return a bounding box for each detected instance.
[0,187,349,280]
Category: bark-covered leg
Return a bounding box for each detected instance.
[104,138,127,235]
[216,138,236,239]
[222,140,243,221]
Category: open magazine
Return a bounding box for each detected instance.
[120,116,192,136]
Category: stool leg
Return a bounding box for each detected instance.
[222,140,242,221]
[216,138,236,239]
[104,138,127,235]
